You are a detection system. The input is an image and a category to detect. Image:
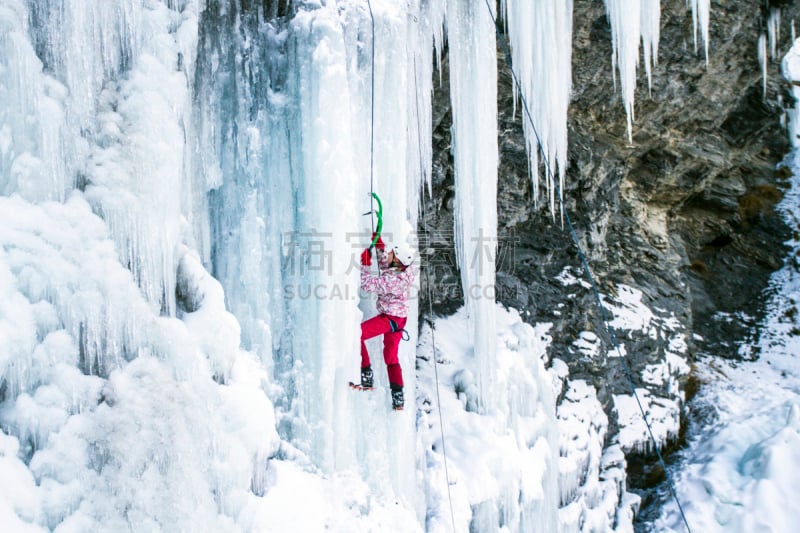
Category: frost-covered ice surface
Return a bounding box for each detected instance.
[654,149,800,532]
[0,195,280,530]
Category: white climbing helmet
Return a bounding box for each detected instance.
[391,241,416,266]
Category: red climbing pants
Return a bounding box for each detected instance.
[360,314,406,387]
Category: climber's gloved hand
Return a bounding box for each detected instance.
[371,232,385,251]
[360,248,372,266]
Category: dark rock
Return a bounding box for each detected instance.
[419,0,799,518]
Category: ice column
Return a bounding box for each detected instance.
[502,0,573,214]
[447,0,498,412]
[781,38,800,147]
[194,1,289,381]
[282,4,362,472]
[284,0,422,508]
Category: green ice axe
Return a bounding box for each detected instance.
[369,192,383,248]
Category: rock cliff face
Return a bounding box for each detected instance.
[420,0,800,517]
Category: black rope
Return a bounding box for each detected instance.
[481,1,693,531]
[414,53,457,533]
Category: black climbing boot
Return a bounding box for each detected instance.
[391,386,404,411]
[360,366,374,389]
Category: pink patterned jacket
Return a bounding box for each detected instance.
[361,248,415,318]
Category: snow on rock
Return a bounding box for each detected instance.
[554,261,691,458]
[557,379,639,532]
[602,284,655,335]
[613,389,680,454]
[602,285,689,386]
[559,281,691,454]
[555,265,592,290]
[571,331,602,360]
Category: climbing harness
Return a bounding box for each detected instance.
[481,1,693,531]
[388,317,411,341]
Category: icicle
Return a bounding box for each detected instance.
[604,0,642,142]
[409,0,445,201]
[769,8,782,61]
[760,33,769,99]
[447,0,498,413]
[688,0,710,65]
[640,0,660,95]
[603,0,665,142]
[503,0,573,215]
[758,7,783,102]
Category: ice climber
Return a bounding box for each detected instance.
[357,234,416,410]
